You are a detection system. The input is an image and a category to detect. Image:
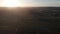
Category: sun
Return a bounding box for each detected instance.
[1,0,20,7]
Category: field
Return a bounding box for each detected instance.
[0,7,60,34]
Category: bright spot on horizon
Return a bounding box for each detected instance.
[1,0,20,7]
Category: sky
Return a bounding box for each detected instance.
[20,0,60,7]
[0,0,60,7]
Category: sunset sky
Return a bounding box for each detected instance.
[0,0,60,7]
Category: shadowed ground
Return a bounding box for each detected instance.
[0,7,60,34]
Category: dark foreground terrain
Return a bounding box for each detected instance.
[0,7,60,34]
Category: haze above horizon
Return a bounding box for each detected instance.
[0,0,60,7]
